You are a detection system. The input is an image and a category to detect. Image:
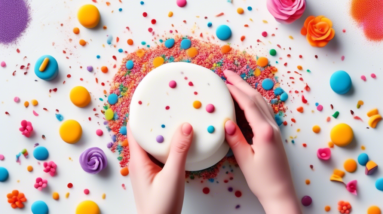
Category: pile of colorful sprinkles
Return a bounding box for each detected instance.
[104,36,287,179]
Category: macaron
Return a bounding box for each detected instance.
[77,4,100,28]
[34,55,59,81]
[330,70,352,94]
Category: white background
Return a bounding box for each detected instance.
[1,0,383,213]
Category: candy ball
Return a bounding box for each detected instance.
[108,93,118,105]
[301,196,312,206]
[164,38,175,48]
[0,167,9,182]
[33,146,49,161]
[375,178,383,191]
[77,4,100,28]
[330,123,353,147]
[216,25,232,41]
[31,200,49,214]
[330,70,352,94]
[76,200,100,214]
[70,86,91,108]
[59,120,82,144]
[357,153,369,166]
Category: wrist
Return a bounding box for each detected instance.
[258,193,301,214]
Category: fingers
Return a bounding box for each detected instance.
[226,84,269,131]
[127,124,153,169]
[224,69,275,122]
[224,120,254,166]
[162,123,193,174]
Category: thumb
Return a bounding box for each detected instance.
[225,120,254,166]
[163,123,193,173]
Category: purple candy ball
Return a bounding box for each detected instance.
[107,142,113,148]
[156,135,164,143]
[79,147,108,174]
[301,195,312,206]
[87,66,93,72]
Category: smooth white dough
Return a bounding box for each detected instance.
[129,62,235,171]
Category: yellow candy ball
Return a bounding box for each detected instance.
[193,101,202,109]
[330,123,353,147]
[153,57,164,68]
[105,108,114,121]
[70,86,91,108]
[368,206,381,214]
[76,200,100,214]
[257,57,269,67]
[60,120,82,144]
[77,4,100,28]
[312,125,321,133]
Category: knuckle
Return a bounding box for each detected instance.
[259,123,275,142]
[173,139,190,154]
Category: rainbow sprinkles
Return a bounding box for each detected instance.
[104,36,287,179]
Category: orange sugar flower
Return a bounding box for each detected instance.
[7,190,27,209]
[301,15,335,47]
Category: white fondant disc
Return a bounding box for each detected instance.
[129,62,235,171]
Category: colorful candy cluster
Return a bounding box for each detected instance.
[104,36,286,178]
[19,120,33,137]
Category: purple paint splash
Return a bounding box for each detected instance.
[0,0,30,44]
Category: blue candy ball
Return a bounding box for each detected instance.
[31,201,49,214]
[108,93,118,105]
[207,126,215,133]
[330,70,352,94]
[358,153,369,166]
[33,146,49,161]
[126,60,134,70]
[274,87,284,95]
[34,55,59,81]
[180,39,191,49]
[280,92,288,102]
[207,22,212,27]
[262,78,274,90]
[216,25,232,41]
[164,38,175,49]
[120,126,127,135]
[376,178,383,191]
[0,167,9,182]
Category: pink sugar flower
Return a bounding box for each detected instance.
[19,120,33,138]
[317,148,331,160]
[34,177,48,191]
[346,180,357,195]
[43,161,57,176]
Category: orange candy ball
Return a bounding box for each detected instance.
[101,66,108,73]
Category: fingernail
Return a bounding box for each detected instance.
[181,123,192,136]
[225,120,236,135]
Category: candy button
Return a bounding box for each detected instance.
[330,123,353,147]
[216,25,232,41]
[126,60,134,70]
[0,167,9,182]
[180,39,191,49]
[280,92,288,101]
[262,78,274,90]
[33,146,49,161]
[34,55,58,81]
[274,87,283,95]
[156,135,164,143]
[269,49,277,56]
[77,4,100,28]
[376,178,383,191]
[301,196,312,206]
[221,45,231,54]
[368,206,382,214]
[164,38,175,48]
[96,129,103,136]
[60,120,82,144]
[176,0,187,7]
[108,93,118,105]
[186,47,198,58]
[76,200,100,214]
[169,80,177,88]
[207,126,215,133]
[312,125,320,133]
[344,159,357,173]
[70,86,91,108]
[31,200,49,214]
[330,70,352,94]
[206,104,215,113]
[357,153,369,166]
[105,109,114,121]
[193,101,202,109]
[257,57,269,67]
[153,57,164,67]
[120,126,127,135]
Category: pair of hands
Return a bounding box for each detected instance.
[127,70,301,214]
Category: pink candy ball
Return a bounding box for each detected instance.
[177,0,187,7]
[0,61,5,67]
[206,104,215,113]
[0,154,4,160]
[84,189,90,195]
[14,97,20,103]
[169,80,177,88]
[96,129,103,136]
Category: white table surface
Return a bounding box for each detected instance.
[1,0,383,213]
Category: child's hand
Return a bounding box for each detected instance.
[223,70,301,214]
[127,123,193,214]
